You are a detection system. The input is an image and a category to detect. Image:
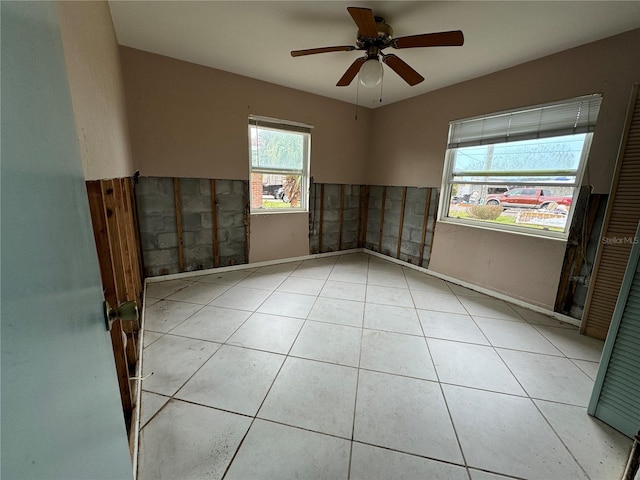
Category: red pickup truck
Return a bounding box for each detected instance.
[485,188,572,209]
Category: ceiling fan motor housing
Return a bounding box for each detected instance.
[356,18,393,49]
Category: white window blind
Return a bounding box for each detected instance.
[448,94,602,149]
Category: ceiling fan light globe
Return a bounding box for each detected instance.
[359,59,383,88]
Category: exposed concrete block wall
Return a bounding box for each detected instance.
[309,181,438,267]
[309,182,363,254]
[135,176,248,276]
[366,186,438,267]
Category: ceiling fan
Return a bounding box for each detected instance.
[291,7,464,88]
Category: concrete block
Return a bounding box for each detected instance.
[322,210,339,223]
[179,178,200,195]
[201,212,213,229]
[137,177,173,196]
[139,232,156,250]
[198,179,211,196]
[399,240,420,257]
[184,245,213,267]
[139,215,165,233]
[164,216,177,231]
[195,229,213,245]
[182,231,196,247]
[157,232,178,249]
[385,186,402,201]
[215,179,233,195]
[182,213,202,232]
[181,194,212,213]
[137,193,175,215]
[232,180,248,196]
[144,248,178,268]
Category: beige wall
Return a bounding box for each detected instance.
[119,47,372,185]
[249,213,310,263]
[57,1,134,180]
[371,29,640,309]
[120,47,373,262]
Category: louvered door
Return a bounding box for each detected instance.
[588,221,640,438]
[582,85,640,340]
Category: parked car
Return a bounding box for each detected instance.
[485,188,572,209]
[262,184,282,198]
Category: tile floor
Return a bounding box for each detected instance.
[138,252,633,480]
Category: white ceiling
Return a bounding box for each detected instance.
[109,1,640,108]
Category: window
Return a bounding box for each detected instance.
[439,94,602,238]
[249,116,311,213]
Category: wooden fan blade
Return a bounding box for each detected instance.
[393,31,464,49]
[336,57,367,86]
[382,54,424,86]
[347,7,378,38]
[291,46,356,57]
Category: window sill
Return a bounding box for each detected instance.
[250,208,308,215]
[437,217,569,241]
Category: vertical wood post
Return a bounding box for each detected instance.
[338,184,345,250]
[210,179,220,267]
[173,178,185,272]
[419,188,433,267]
[396,186,407,259]
[359,185,370,248]
[378,186,387,252]
[319,183,325,252]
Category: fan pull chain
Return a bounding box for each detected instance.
[355,74,361,120]
[379,73,384,103]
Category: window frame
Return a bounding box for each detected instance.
[438,95,602,240]
[248,115,311,214]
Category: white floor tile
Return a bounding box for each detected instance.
[405,274,453,294]
[350,442,468,480]
[226,312,304,354]
[328,267,368,284]
[443,384,588,480]
[258,357,357,438]
[225,420,350,480]
[534,400,632,480]
[428,339,525,395]
[290,320,361,367]
[468,470,519,480]
[236,272,288,290]
[411,290,467,314]
[208,286,272,311]
[144,300,203,333]
[447,284,490,298]
[145,279,193,299]
[418,310,490,345]
[354,370,462,464]
[367,270,408,288]
[366,284,414,307]
[497,349,594,406]
[360,330,437,380]
[510,304,576,328]
[139,391,169,428]
[257,291,316,318]
[363,303,423,336]
[474,317,563,355]
[307,296,364,327]
[255,262,301,274]
[320,280,367,302]
[196,270,252,286]
[169,306,250,343]
[176,345,284,416]
[277,276,326,296]
[142,330,163,348]
[165,282,230,305]
[457,296,522,321]
[138,399,251,480]
[571,358,600,380]
[533,325,604,362]
[290,261,334,280]
[139,251,619,480]
[142,334,220,396]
